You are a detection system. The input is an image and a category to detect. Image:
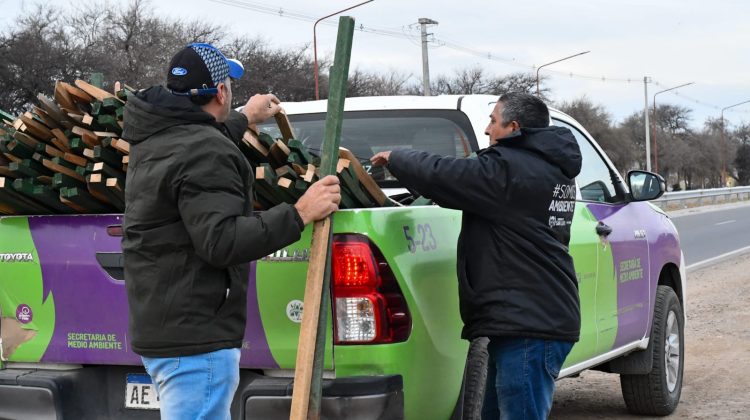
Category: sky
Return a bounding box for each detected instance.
[2,0,749,129]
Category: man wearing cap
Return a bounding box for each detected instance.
[122,43,341,419]
[372,93,582,419]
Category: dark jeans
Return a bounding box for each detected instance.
[481,337,573,420]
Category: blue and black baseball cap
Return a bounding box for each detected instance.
[167,43,245,96]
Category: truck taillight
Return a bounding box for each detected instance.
[332,234,411,344]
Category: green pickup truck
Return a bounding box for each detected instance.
[0,94,685,419]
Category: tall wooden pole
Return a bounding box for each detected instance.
[290,16,355,420]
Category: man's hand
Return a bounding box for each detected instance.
[294,175,341,225]
[370,151,392,166]
[242,94,281,125]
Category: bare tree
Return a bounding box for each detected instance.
[348,69,412,97]
[0,5,74,113]
[423,67,547,98]
[558,97,635,173]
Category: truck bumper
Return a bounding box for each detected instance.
[240,374,404,420]
[0,367,403,420]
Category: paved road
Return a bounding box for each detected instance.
[669,202,750,266]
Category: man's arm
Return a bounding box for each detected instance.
[374,149,509,214]
[176,140,302,268]
[177,140,341,268]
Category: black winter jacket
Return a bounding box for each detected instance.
[122,86,304,357]
[388,126,582,342]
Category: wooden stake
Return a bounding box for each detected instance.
[290,16,354,420]
[339,147,389,206]
[75,79,125,104]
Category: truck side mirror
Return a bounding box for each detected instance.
[627,170,666,201]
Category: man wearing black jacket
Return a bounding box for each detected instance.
[371,92,582,419]
[122,43,340,419]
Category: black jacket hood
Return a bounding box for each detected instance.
[493,126,582,179]
[122,86,216,145]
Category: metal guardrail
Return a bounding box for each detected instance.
[653,186,750,208]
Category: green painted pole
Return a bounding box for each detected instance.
[290,16,355,420]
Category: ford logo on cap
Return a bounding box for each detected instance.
[171,67,188,76]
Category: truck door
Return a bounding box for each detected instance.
[557,120,651,354]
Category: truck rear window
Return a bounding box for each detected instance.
[258,110,478,188]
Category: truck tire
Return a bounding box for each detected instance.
[620,285,684,415]
[462,336,489,420]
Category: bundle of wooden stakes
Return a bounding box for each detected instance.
[240,113,389,211]
[0,76,390,215]
[0,77,130,215]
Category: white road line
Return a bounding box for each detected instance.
[687,245,750,271]
[715,220,736,226]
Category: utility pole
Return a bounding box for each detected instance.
[418,18,438,96]
[720,99,750,186]
[644,76,651,171]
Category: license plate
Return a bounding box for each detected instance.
[125,373,160,410]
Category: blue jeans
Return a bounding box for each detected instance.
[481,337,573,420]
[142,348,241,420]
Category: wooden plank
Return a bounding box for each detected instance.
[257,132,276,150]
[13,131,41,149]
[11,178,69,214]
[111,139,130,154]
[0,166,15,178]
[72,126,101,147]
[33,106,61,130]
[274,110,295,143]
[290,16,355,420]
[86,173,121,209]
[59,195,87,213]
[29,183,74,214]
[75,79,124,104]
[288,139,315,165]
[255,164,287,205]
[7,139,36,159]
[268,139,291,168]
[302,164,319,183]
[54,81,78,112]
[62,81,95,105]
[52,172,86,190]
[59,187,113,213]
[239,130,270,163]
[274,165,298,181]
[9,160,42,178]
[63,152,88,167]
[337,158,374,208]
[42,159,85,182]
[43,145,65,159]
[82,113,94,126]
[51,129,71,149]
[105,178,125,202]
[93,131,119,139]
[97,115,121,133]
[90,161,126,185]
[92,145,124,168]
[37,93,73,125]
[50,138,71,153]
[66,112,84,124]
[20,114,53,141]
[338,147,388,206]
[0,177,54,214]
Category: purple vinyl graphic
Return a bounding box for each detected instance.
[587,202,681,347]
[28,215,278,368]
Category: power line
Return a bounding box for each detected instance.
[210,0,749,114]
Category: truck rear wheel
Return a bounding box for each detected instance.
[620,285,684,415]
